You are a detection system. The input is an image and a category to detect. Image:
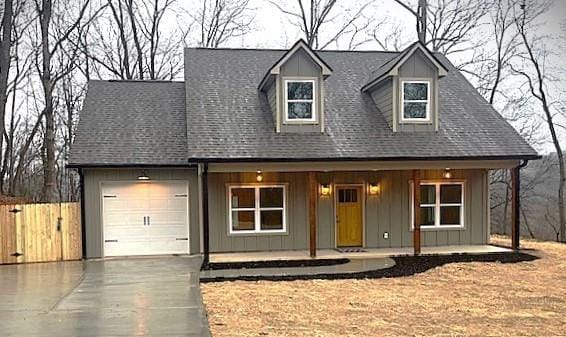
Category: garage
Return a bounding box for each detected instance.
[101,181,189,257]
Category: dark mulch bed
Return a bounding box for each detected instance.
[205,258,350,270]
[200,252,538,283]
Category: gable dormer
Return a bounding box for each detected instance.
[362,42,448,132]
[259,40,332,133]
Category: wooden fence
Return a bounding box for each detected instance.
[0,202,82,264]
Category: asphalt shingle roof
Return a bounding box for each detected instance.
[69,80,188,166]
[70,47,539,167]
[184,48,538,161]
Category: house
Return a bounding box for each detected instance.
[68,40,539,261]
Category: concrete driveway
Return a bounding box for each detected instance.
[0,256,210,337]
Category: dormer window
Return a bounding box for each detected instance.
[401,80,431,122]
[284,79,316,122]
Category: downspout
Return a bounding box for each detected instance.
[201,163,210,270]
[78,168,87,259]
[512,160,529,250]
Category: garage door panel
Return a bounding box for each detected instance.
[102,181,189,257]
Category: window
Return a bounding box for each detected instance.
[229,185,286,234]
[401,80,430,122]
[410,181,464,229]
[285,79,316,122]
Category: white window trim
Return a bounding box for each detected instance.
[228,185,287,235]
[284,79,316,123]
[410,181,465,230]
[400,80,431,122]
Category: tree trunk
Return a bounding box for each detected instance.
[0,0,14,194]
[39,0,58,202]
[417,0,427,44]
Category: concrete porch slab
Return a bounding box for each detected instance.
[209,245,512,263]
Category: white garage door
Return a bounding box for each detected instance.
[102,181,189,256]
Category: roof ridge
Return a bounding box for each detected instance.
[185,46,404,54]
[105,79,183,83]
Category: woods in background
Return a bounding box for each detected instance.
[0,0,564,242]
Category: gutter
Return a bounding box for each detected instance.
[188,154,542,164]
[66,163,198,169]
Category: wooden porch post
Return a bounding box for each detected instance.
[308,172,317,258]
[511,166,520,250]
[413,170,421,255]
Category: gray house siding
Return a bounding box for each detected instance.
[396,49,439,132]
[317,169,488,249]
[266,78,277,125]
[83,168,200,258]
[369,78,393,128]
[207,169,488,252]
[208,172,309,252]
[278,48,324,133]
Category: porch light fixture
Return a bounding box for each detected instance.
[443,168,453,179]
[320,183,331,196]
[256,170,263,182]
[137,171,150,180]
[368,183,380,195]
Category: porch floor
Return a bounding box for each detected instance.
[209,245,512,263]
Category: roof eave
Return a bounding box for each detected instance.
[187,154,542,164]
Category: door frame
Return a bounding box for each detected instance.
[334,183,365,248]
[100,180,190,257]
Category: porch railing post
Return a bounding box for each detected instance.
[308,172,317,258]
[511,166,520,250]
[413,169,421,255]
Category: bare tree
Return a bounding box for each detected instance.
[394,0,491,55]
[82,0,184,80]
[270,0,374,50]
[32,0,92,202]
[0,0,14,195]
[511,0,564,242]
[191,0,254,48]
[393,0,427,44]
[371,19,409,52]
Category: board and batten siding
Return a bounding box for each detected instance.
[369,78,393,128]
[208,172,309,252]
[396,49,440,132]
[277,48,324,133]
[266,79,277,125]
[82,168,200,258]
[208,169,488,252]
[317,169,488,248]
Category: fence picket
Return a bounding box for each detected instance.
[0,202,81,264]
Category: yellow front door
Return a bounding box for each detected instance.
[336,186,363,247]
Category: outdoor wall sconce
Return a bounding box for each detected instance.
[320,184,331,196]
[368,183,380,195]
[442,168,453,179]
[256,170,263,182]
[137,171,150,180]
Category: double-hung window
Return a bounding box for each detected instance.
[284,79,316,122]
[401,80,431,122]
[411,181,464,229]
[229,185,286,234]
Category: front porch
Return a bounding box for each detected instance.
[209,244,512,263]
[201,160,524,267]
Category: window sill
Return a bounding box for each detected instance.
[399,120,433,125]
[283,120,319,125]
[228,230,289,237]
[410,226,465,231]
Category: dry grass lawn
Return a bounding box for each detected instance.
[201,236,566,337]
